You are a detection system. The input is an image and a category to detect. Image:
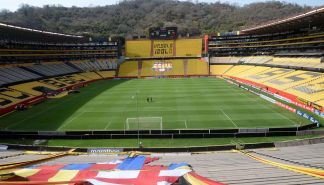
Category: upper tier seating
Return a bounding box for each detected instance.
[210,56,273,64]
[210,56,323,69]
[96,71,116,78]
[25,63,79,77]
[71,60,117,71]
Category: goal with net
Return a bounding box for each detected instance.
[125,117,163,130]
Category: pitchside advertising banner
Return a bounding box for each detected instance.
[88,148,123,153]
[152,40,174,57]
[296,110,320,125]
[231,78,321,125]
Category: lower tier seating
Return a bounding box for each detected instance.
[120,59,207,77]
[211,64,324,107]
[0,88,34,109]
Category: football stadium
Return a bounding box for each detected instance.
[0,1,323,184]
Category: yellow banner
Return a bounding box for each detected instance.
[153,40,174,57]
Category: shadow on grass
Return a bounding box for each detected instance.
[0,79,129,131]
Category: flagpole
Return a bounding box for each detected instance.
[136,91,140,148]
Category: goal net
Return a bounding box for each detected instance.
[126,117,163,130]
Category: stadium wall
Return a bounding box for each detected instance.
[0,123,317,140]
[125,38,202,58]
[118,59,208,78]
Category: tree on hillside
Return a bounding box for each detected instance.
[0,0,311,37]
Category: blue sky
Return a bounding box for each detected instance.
[0,0,323,11]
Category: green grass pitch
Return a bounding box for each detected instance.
[0,77,310,131]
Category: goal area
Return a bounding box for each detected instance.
[126,117,163,130]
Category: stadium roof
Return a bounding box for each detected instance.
[0,22,82,38]
[241,7,324,35]
[0,22,86,43]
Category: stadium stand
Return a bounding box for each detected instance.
[0,21,121,115]
[1,142,323,184]
[210,65,233,75]
[208,7,324,111]
[210,64,324,107]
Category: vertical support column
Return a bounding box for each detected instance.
[138,60,142,78]
[183,59,188,76]
[173,39,176,57]
[150,40,154,57]
[204,34,209,55]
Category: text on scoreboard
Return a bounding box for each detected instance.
[152,40,174,57]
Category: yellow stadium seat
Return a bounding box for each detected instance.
[163,60,184,76]
[79,72,103,80]
[209,65,233,75]
[97,71,116,78]
[66,74,93,82]
[224,65,256,76]
[264,71,323,90]
[10,82,58,96]
[285,77,324,103]
[186,59,208,75]
[176,39,202,57]
[118,61,139,77]
[141,60,156,77]
[0,88,34,108]
[126,40,151,58]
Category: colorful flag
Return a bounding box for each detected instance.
[1,155,226,185]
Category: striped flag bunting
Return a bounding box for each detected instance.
[0,155,226,185]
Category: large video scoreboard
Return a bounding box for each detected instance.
[149,27,177,40]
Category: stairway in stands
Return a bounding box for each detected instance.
[19,66,45,77]
[65,62,83,72]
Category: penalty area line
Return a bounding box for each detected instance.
[104,121,112,130]
[220,109,238,128]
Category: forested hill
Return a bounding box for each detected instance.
[0,0,312,37]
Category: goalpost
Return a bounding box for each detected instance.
[126,117,163,130]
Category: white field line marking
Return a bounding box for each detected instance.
[240,88,298,126]
[260,104,298,126]
[104,121,112,130]
[59,111,85,130]
[277,112,299,126]
[220,109,238,128]
[184,120,188,128]
[5,88,95,130]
